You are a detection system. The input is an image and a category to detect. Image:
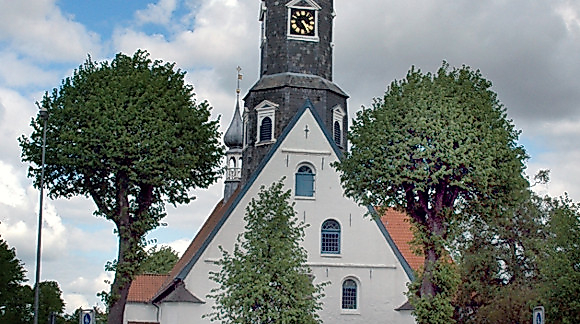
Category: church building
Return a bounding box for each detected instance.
[124,1,418,323]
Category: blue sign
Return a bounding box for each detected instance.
[80,310,95,324]
[533,306,545,324]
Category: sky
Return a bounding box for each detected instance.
[0,0,579,314]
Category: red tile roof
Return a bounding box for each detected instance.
[127,274,169,303]
[128,188,241,304]
[153,187,242,302]
[380,208,424,272]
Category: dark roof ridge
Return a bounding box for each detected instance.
[243,72,349,99]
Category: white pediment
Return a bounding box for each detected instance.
[286,0,321,10]
[255,99,279,111]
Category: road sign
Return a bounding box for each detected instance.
[80,309,95,324]
[533,306,545,324]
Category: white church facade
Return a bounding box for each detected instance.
[124,1,418,323]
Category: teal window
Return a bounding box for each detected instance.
[321,219,340,254]
[295,165,315,197]
[342,279,357,309]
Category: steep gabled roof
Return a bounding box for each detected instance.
[142,100,420,303]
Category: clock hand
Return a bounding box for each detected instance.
[302,20,309,29]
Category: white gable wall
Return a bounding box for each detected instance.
[134,108,415,323]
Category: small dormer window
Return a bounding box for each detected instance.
[255,100,278,145]
[332,105,345,148]
[333,121,341,146]
[259,116,272,142]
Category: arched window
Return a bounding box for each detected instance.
[342,279,358,310]
[259,116,272,142]
[332,106,345,148]
[333,120,341,146]
[295,165,315,197]
[321,219,340,254]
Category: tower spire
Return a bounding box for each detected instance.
[224,67,244,149]
[223,67,244,202]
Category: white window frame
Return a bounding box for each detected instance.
[332,105,345,147]
[286,0,321,42]
[320,219,341,255]
[255,100,278,146]
[341,276,361,314]
[294,162,316,200]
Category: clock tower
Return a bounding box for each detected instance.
[242,0,348,183]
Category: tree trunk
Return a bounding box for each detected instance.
[107,230,134,324]
[419,210,446,298]
[107,173,138,324]
[421,246,439,297]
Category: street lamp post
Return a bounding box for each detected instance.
[33,104,49,324]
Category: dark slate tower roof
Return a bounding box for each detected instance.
[223,99,243,149]
[245,72,347,97]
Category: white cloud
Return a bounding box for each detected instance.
[0,161,27,208]
[113,0,258,68]
[64,271,112,312]
[528,150,580,202]
[0,184,68,262]
[0,51,60,88]
[135,0,179,26]
[0,87,37,165]
[0,0,101,62]
[557,1,580,34]
[166,238,192,257]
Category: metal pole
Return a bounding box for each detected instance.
[33,106,48,324]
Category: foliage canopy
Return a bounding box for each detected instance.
[0,238,66,323]
[335,62,527,323]
[206,180,325,324]
[453,189,546,323]
[539,195,580,324]
[19,50,224,323]
[138,245,179,275]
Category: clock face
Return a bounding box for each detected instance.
[290,9,315,36]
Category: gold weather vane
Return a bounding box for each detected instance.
[236,66,243,96]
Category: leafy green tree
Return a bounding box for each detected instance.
[453,189,547,323]
[206,180,325,324]
[138,245,179,275]
[0,237,31,324]
[19,50,224,323]
[62,308,82,324]
[37,281,66,324]
[334,63,527,324]
[539,195,580,324]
